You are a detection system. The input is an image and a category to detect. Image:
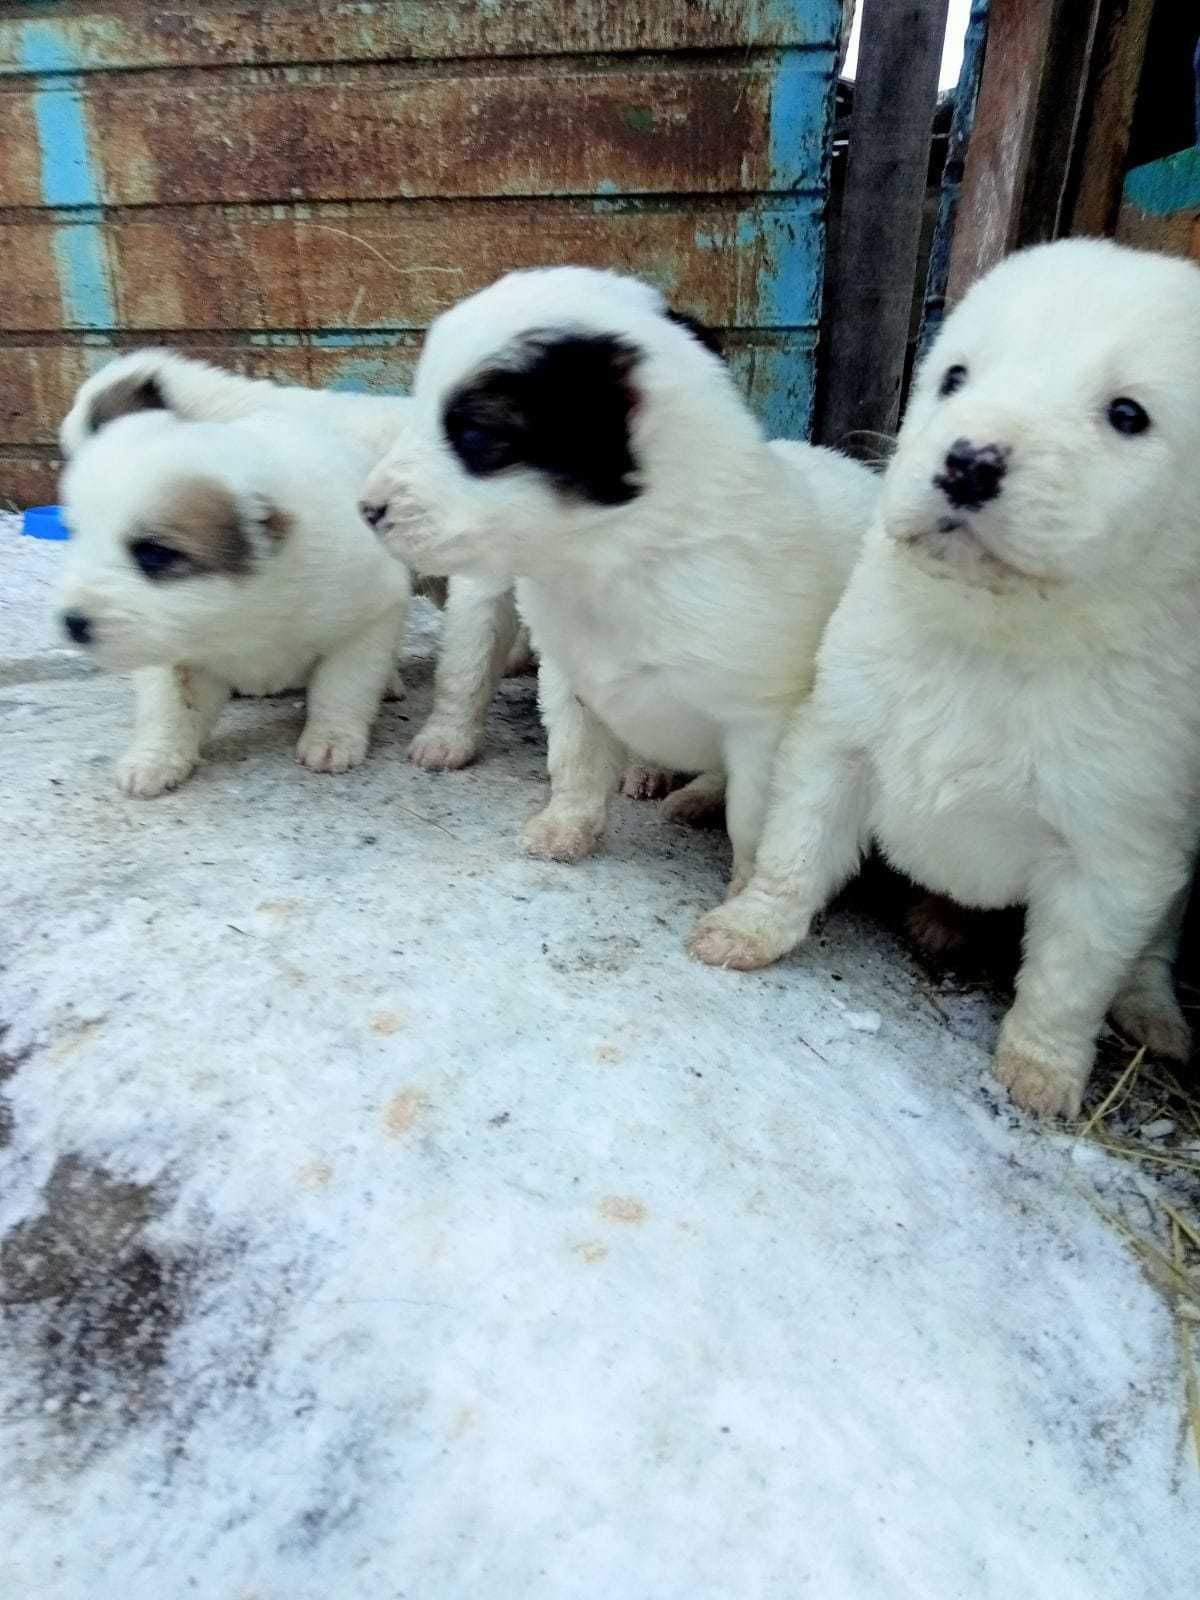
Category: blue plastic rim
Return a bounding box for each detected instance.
[22,505,69,540]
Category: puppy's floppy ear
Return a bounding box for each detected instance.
[663,308,724,360]
[444,330,642,506]
[87,371,169,435]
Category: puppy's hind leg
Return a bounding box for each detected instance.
[409,577,519,770]
[661,770,726,827]
[522,656,622,862]
[1109,887,1192,1062]
[117,665,230,798]
[298,608,404,774]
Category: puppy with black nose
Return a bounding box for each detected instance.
[58,392,410,797]
[360,265,879,903]
[692,238,1200,1119]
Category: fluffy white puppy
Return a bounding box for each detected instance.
[691,238,1200,1117]
[61,348,528,772]
[58,404,410,795]
[358,266,879,896]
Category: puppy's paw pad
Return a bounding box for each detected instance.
[620,765,673,801]
[687,912,778,971]
[660,782,725,827]
[116,753,197,799]
[1111,996,1192,1062]
[993,1043,1084,1119]
[408,724,479,771]
[521,809,603,863]
[297,729,368,774]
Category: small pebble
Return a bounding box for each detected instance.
[844,1010,882,1034]
[1139,1118,1175,1140]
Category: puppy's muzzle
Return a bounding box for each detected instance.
[934,439,1010,510]
[359,499,387,530]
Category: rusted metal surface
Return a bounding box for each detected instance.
[0,199,823,333]
[0,62,832,208]
[0,2,837,76]
[0,0,843,505]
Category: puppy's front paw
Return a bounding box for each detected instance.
[116,750,198,799]
[408,721,481,771]
[620,765,673,801]
[521,806,605,863]
[688,894,800,971]
[297,726,369,774]
[993,1035,1088,1120]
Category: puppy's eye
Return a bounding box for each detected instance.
[457,425,496,460]
[939,364,967,398]
[1106,397,1150,437]
[130,537,191,580]
[445,414,519,476]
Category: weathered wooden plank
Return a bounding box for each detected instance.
[818,0,950,448]
[0,57,832,209]
[946,0,1065,302]
[0,197,823,335]
[946,0,1149,300]
[0,330,816,454]
[0,1,843,76]
[1067,0,1155,237]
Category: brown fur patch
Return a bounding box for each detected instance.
[88,372,168,435]
[145,476,250,576]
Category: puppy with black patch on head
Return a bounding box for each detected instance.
[359,266,879,900]
[61,347,532,775]
[58,396,410,796]
[690,238,1200,1118]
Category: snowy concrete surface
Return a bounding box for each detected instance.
[1,521,1197,1598]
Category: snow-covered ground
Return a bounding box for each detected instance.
[1,518,1196,1598]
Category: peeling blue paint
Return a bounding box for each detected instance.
[52,223,117,329]
[766,50,827,193]
[18,23,78,77]
[19,29,118,331]
[1123,148,1200,219]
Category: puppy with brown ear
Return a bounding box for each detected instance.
[58,403,410,796]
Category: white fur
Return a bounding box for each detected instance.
[61,349,528,770]
[58,409,410,795]
[691,239,1200,1117]
[360,265,878,883]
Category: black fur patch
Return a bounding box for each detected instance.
[663,308,724,359]
[87,373,168,435]
[443,331,642,506]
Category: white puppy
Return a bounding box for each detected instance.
[691,238,1200,1117]
[359,266,879,900]
[58,405,409,796]
[61,349,528,772]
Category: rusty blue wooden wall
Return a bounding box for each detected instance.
[0,1,842,506]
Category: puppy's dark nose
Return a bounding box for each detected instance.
[935,438,1009,509]
[62,610,92,645]
[359,500,386,530]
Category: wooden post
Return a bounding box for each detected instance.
[818,0,951,450]
[947,0,1154,304]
